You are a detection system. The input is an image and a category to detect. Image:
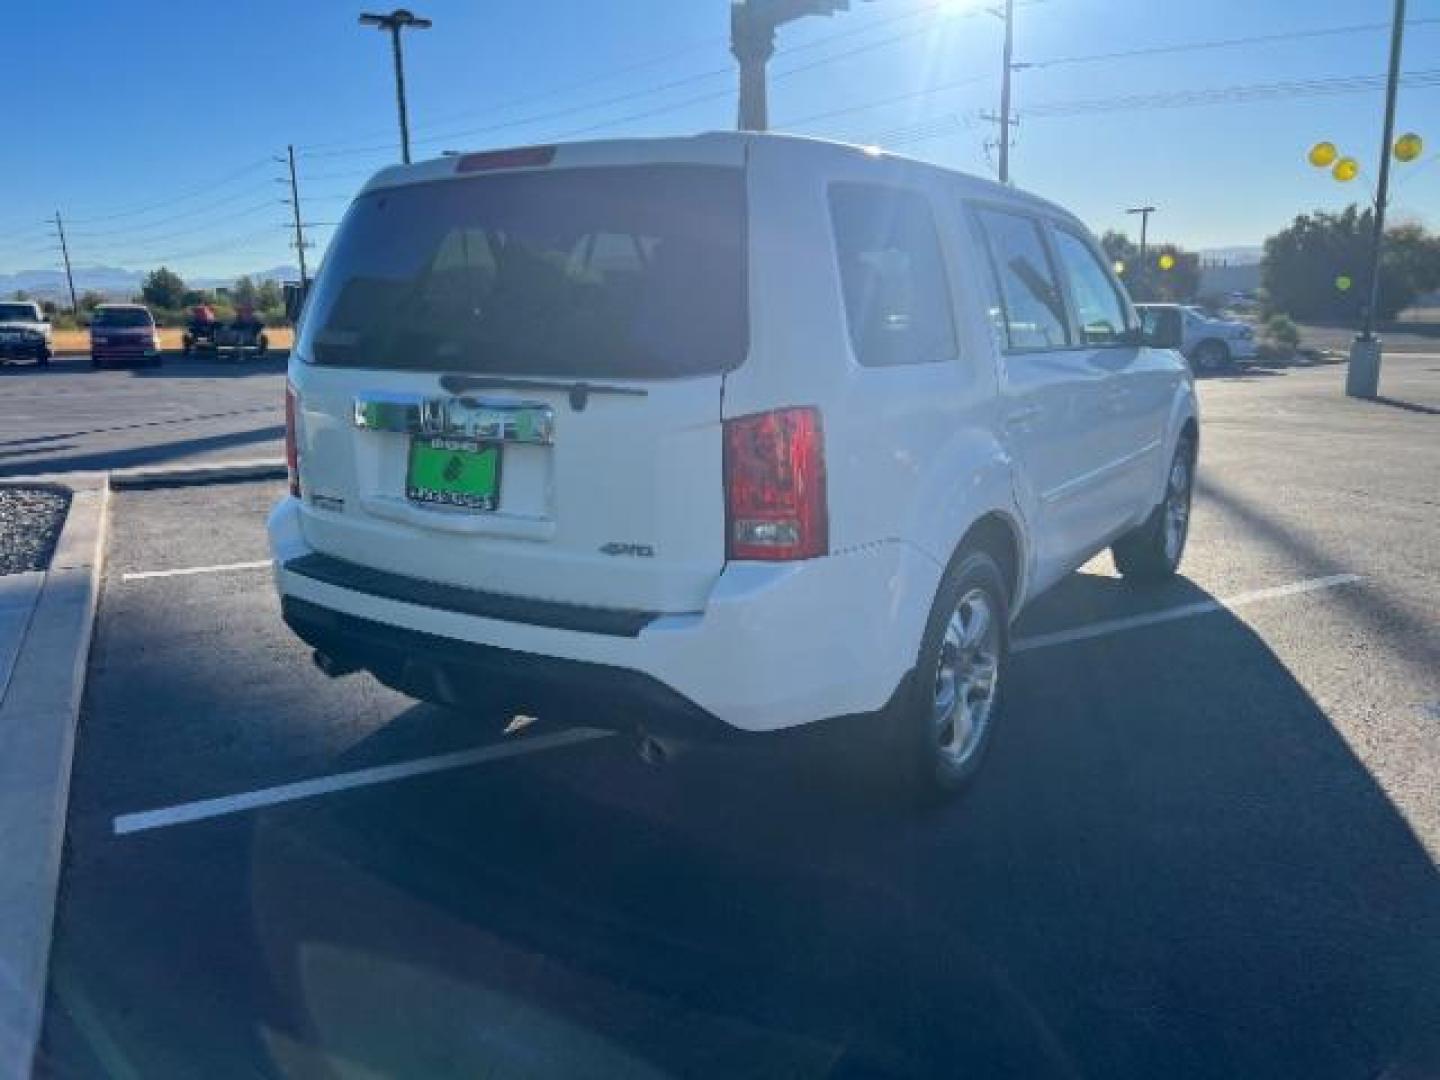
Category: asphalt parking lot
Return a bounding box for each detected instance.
[34,355,1440,1078]
[0,354,286,478]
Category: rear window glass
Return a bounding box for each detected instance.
[0,303,40,321]
[299,164,748,378]
[92,308,152,327]
[829,183,957,368]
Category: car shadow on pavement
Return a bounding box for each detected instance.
[38,576,1440,1079]
[0,424,285,478]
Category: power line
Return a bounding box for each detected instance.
[1024,16,1440,69]
[302,0,976,160]
[876,68,1440,149]
[63,159,271,225]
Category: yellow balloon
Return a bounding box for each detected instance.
[1113,260,1126,276]
[1332,156,1360,182]
[1335,275,1353,292]
[1158,253,1176,271]
[1394,132,1423,162]
[1308,141,1338,167]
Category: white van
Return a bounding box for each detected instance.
[270,132,1196,799]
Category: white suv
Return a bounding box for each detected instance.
[1136,302,1257,373]
[270,133,1197,799]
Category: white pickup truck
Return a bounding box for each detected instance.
[1136,303,1257,373]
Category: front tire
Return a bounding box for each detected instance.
[899,550,1009,802]
[1113,435,1195,581]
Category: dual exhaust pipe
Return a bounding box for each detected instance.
[312,648,678,767]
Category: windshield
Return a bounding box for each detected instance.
[92,308,153,327]
[0,303,39,322]
[299,164,748,378]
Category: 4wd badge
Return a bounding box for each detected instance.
[599,542,655,558]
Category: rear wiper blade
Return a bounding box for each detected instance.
[438,374,647,412]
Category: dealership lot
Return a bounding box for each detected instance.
[35,357,1440,1078]
[0,355,286,479]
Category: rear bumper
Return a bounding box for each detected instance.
[268,496,939,733]
[0,341,47,360]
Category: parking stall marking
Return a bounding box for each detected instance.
[112,728,614,836]
[1012,573,1363,654]
[122,559,272,582]
[108,572,1362,836]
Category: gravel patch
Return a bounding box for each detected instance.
[0,488,71,575]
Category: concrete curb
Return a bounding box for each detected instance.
[109,458,287,490]
[0,475,108,1080]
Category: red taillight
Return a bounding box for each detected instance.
[284,383,301,498]
[724,408,828,561]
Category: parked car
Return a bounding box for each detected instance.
[0,300,53,366]
[269,133,1197,801]
[90,304,162,368]
[1136,302,1256,373]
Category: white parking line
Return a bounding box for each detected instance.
[110,571,1360,836]
[122,559,271,582]
[1012,573,1362,654]
[113,728,613,836]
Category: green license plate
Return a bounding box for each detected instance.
[406,437,501,510]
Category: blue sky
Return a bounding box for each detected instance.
[3,0,1436,279]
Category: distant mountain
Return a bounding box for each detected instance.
[1198,246,1263,266]
[1,264,302,302]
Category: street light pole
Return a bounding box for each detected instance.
[731,1,868,133]
[359,9,432,165]
[1127,205,1155,297]
[1347,0,1407,398]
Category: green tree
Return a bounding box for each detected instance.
[1261,205,1440,323]
[78,290,106,313]
[256,279,283,310]
[141,266,187,309]
[232,275,259,308]
[1101,232,1199,302]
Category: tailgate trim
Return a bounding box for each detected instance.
[284,552,659,637]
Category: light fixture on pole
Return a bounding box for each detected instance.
[359,8,432,165]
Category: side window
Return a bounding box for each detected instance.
[971,207,1070,351]
[828,183,958,368]
[1051,226,1133,346]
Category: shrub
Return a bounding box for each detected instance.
[1263,313,1301,353]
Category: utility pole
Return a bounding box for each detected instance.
[731,1,867,132]
[284,145,310,290]
[1126,205,1156,297]
[359,8,432,164]
[997,0,1015,183]
[1347,0,1407,399]
[52,211,78,317]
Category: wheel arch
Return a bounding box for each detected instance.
[950,510,1025,614]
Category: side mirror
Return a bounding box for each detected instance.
[1138,307,1182,350]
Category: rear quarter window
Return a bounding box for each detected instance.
[828,183,958,368]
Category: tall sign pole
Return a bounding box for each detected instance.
[1347,0,1407,399]
[731,1,868,133]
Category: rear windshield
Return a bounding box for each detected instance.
[93,308,152,327]
[0,303,40,321]
[299,164,748,378]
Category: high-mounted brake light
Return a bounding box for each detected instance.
[284,382,301,498]
[455,146,556,173]
[724,408,828,561]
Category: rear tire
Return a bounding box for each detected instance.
[1191,339,1229,374]
[896,549,1009,803]
[1113,435,1195,582]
